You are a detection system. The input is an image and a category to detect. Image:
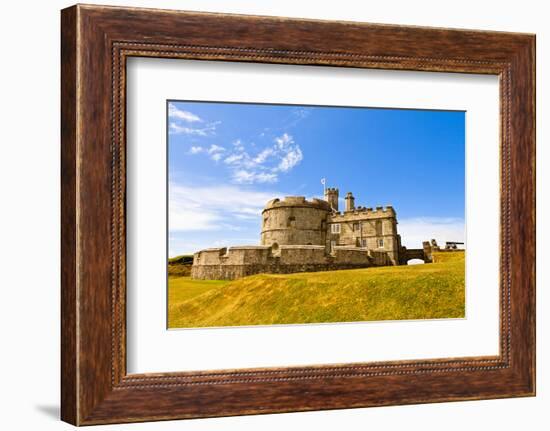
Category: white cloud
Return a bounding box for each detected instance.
[168,103,202,122]
[253,148,274,164]
[232,139,245,151]
[169,207,221,232]
[206,145,225,161]
[232,170,255,183]
[232,170,277,184]
[255,172,278,183]
[169,183,284,232]
[397,217,465,249]
[207,144,225,154]
[188,144,225,159]
[169,120,220,136]
[181,132,304,185]
[277,147,303,172]
[218,133,304,184]
[169,122,207,136]
[224,153,244,165]
[189,146,204,154]
[272,133,303,172]
[275,132,293,149]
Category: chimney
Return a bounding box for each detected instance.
[345,192,355,211]
[324,187,339,211]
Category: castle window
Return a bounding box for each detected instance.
[353,222,360,231]
[375,220,383,236]
[331,223,341,234]
[287,216,296,228]
[361,239,367,247]
[378,238,384,248]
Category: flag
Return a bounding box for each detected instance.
[320,178,326,186]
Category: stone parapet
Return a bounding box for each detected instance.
[263,196,331,212]
[329,205,396,220]
[191,243,394,280]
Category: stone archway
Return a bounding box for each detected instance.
[401,248,430,265]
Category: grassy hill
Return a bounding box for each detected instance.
[168,251,465,328]
[168,254,194,277]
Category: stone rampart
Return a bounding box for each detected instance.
[191,244,393,280]
[279,245,326,264]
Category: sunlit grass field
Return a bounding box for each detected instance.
[168,251,465,328]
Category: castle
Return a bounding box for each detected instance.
[191,187,438,280]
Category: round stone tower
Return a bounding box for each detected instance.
[260,197,331,249]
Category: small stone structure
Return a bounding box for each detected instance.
[191,187,449,280]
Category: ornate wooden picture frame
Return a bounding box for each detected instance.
[61,4,535,425]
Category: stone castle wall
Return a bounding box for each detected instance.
[191,244,391,280]
[327,206,400,264]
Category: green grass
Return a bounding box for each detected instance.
[168,251,465,328]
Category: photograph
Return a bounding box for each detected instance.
[167,100,466,328]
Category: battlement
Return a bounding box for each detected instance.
[279,244,326,249]
[194,246,272,266]
[191,243,392,280]
[263,196,331,212]
[330,205,396,219]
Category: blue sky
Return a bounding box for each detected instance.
[168,101,465,256]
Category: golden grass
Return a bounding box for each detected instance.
[168,276,229,304]
[168,251,465,328]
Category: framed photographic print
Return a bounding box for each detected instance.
[61,4,535,425]
[165,100,467,329]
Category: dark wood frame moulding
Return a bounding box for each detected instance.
[61,3,536,426]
